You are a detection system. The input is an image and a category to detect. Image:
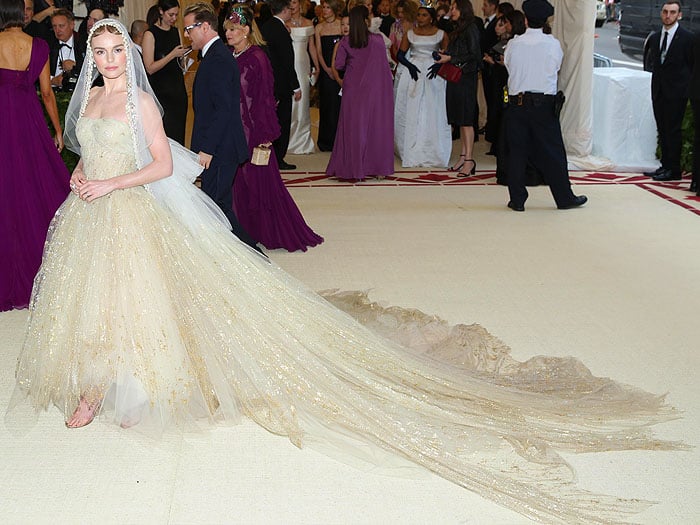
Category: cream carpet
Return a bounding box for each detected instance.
[1,142,699,524]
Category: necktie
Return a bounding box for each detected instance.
[660,31,668,64]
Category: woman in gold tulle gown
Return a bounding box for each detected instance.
[8,16,683,525]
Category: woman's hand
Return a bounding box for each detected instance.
[75,179,117,203]
[54,133,64,152]
[69,168,86,195]
[483,53,494,65]
[435,52,451,64]
[169,45,190,60]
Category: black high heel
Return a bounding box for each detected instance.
[457,159,476,177]
[448,154,466,172]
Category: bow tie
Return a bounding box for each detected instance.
[60,43,72,49]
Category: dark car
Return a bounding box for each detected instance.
[618,0,698,64]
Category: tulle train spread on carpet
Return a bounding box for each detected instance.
[8,118,683,524]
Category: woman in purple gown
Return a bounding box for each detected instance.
[325,5,394,181]
[224,5,323,252]
[0,0,70,311]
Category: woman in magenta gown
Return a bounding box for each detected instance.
[325,5,394,181]
[224,6,323,252]
[0,0,70,311]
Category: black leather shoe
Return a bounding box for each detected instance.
[507,201,525,212]
[557,195,588,209]
[690,180,697,192]
[652,171,681,181]
[278,161,297,170]
[644,166,667,177]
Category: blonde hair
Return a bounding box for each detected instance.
[223,4,266,47]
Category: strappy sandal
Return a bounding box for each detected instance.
[457,159,477,177]
[448,154,466,172]
[65,395,103,428]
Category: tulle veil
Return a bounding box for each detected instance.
[63,18,233,237]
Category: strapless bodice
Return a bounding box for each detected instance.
[290,25,314,43]
[76,117,137,180]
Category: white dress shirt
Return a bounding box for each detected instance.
[504,28,563,95]
[660,21,679,57]
[54,35,76,77]
[201,35,220,57]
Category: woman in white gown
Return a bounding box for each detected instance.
[394,6,452,168]
[8,18,682,525]
[286,0,317,154]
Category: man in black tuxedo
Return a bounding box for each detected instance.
[480,0,499,153]
[49,8,85,91]
[184,2,261,252]
[261,0,301,171]
[643,1,694,181]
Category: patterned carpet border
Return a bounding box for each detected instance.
[282,170,700,216]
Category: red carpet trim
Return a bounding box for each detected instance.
[282,170,700,216]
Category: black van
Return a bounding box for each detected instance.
[618,0,698,62]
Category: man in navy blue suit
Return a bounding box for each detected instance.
[184,2,260,252]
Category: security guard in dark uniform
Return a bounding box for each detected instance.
[502,0,587,211]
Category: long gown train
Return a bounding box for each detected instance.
[8,118,682,524]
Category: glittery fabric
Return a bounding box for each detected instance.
[11,118,683,524]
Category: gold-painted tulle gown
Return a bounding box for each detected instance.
[11,117,682,524]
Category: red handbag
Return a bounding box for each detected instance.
[437,62,462,83]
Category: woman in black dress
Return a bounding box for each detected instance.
[314,0,345,151]
[432,0,480,177]
[142,0,189,145]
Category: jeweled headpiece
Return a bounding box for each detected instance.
[228,7,247,26]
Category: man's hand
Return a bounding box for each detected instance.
[61,59,76,73]
[198,151,213,169]
[293,90,302,102]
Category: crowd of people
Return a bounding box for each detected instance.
[2,0,595,312]
[2,6,694,525]
[1,7,680,525]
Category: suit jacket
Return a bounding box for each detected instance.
[191,38,248,165]
[688,32,700,101]
[260,16,300,100]
[378,14,395,38]
[481,16,498,55]
[646,25,694,100]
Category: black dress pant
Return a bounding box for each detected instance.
[200,162,259,250]
[273,93,292,163]
[652,94,688,175]
[505,96,576,207]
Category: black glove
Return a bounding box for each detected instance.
[396,49,421,81]
[427,63,441,80]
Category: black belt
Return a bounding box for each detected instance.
[509,92,556,106]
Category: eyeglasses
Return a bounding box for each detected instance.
[184,22,203,33]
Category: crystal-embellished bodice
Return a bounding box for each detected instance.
[76,118,137,180]
[407,29,444,64]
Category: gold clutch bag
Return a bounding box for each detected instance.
[251,144,271,166]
